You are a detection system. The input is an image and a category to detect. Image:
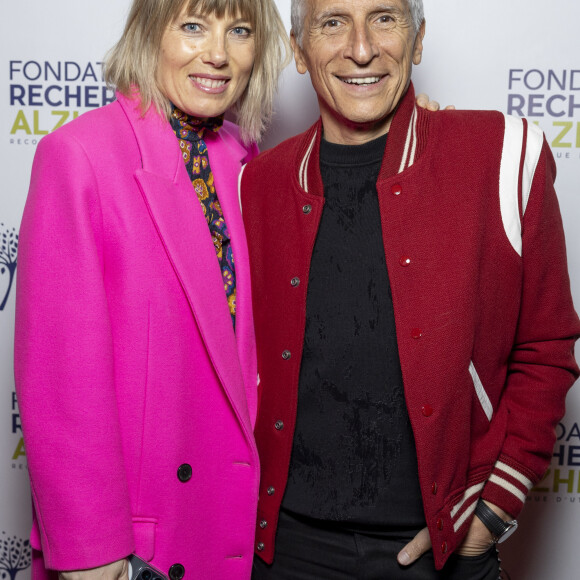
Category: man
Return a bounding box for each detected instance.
[241,0,580,577]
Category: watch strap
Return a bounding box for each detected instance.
[474,498,513,540]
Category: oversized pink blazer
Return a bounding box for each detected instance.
[14,92,260,580]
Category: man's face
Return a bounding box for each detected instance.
[292,0,425,145]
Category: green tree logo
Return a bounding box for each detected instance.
[0,532,31,580]
[0,224,18,311]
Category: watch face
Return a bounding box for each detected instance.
[497,520,518,544]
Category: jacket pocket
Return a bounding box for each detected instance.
[468,361,493,421]
[132,517,157,561]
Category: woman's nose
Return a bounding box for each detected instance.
[202,35,228,67]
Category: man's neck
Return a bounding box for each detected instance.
[319,109,392,146]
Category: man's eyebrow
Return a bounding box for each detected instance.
[311,8,346,22]
[369,4,407,16]
[312,4,404,21]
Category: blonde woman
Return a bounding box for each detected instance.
[15,1,287,579]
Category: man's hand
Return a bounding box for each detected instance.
[397,501,510,566]
[397,526,431,566]
[416,93,456,111]
[59,559,129,580]
[456,501,510,556]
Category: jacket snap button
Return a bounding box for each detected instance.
[282,350,292,360]
[411,328,423,339]
[399,255,411,267]
[302,204,312,214]
[267,486,275,495]
[257,542,265,551]
[421,405,433,417]
[291,277,300,287]
[260,520,268,529]
[437,518,444,531]
[275,420,284,430]
[432,482,438,495]
[168,564,185,580]
[177,463,192,482]
[441,542,448,554]
[392,184,402,196]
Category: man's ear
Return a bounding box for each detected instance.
[290,31,308,75]
[413,20,426,66]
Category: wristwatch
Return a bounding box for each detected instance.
[475,498,518,543]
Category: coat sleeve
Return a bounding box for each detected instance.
[481,127,580,518]
[14,131,135,570]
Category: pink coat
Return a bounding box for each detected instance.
[14,93,260,580]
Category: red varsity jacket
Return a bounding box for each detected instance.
[240,84,580,570]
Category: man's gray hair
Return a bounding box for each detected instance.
[291,0,424,46]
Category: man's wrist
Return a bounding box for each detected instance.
[475,499,518,543]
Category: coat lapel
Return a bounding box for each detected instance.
[205,126,258,426]
[117,94,254,432]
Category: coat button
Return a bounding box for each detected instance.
[275,420,284,430]
[177,464,192,482]
[302,204,312,214]
[168,564,185,580]
[437,518,444,531]
[282,350,292,360]
[432,482,438,495]
[267,486,275,495]
[441,542,448,554]
[259,520,268,529]
[399,255,411,267]
[392,184,402,196]
[421,405,433,417]
[411,328,423,339]
[291,277,300,287]
[257,542,265,552]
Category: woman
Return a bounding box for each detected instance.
[14,1,287,579]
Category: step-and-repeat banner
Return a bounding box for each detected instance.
[1,1,578,578]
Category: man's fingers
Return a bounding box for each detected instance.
[397,526,432,566]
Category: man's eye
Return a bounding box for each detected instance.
[324,19,341,28]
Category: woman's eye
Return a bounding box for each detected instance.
[183,22,201,32]
[232,26,251,37]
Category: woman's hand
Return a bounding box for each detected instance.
[416,93,456,111]
[59,559,129,580]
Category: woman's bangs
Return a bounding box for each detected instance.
[183,0,257,23]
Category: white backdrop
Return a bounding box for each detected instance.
[1,1,579,578]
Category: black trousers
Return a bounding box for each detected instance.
[253,509,501,580]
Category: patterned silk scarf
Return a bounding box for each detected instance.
[169,106,236,330]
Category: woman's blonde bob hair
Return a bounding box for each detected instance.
[104,0,290,143]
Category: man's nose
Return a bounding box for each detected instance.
[345,24,378,65]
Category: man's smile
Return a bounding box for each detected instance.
[338,75,384,86]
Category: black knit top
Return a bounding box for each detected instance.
[282,133,425,528]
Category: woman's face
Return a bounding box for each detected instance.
[157,7,256,118]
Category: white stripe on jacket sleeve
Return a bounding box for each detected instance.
[499,115,545,256]
[522,122,543,215]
